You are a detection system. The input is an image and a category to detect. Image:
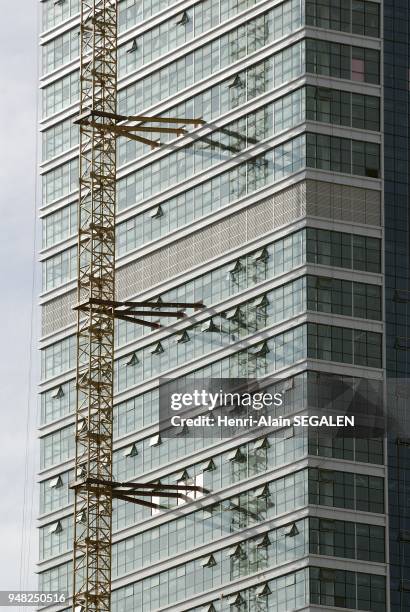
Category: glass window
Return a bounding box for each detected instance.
[352,46,380,84]
[41,380,76,424]
[309,517,385,562]
[42,71,80,118]
[42,118,79,162]
[353,235,381,272]
[306,39,379,85]
[41,335,76,381]
[40,470,74,515]
[42,203,77,248]
[306,133,380,178]
[352,141,380,178]
[307,323,381,368]
[352,0,380,37]
[306,86,380,131]
[42,0,80,32]
[40,425,75,469]
[351,92,380,130]
[42,158,78,205]
[352,282,381,320]
[40,516,73,560]
[306,0,350,31]
[42,246,77,291]
[39,561,71,594]
[42,28,80,75]
[310,567,385,611]
[118,38,304,116]
[307,275,381,320]
[306,0,380,37]
[309,468,384,513]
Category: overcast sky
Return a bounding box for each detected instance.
[0,0,40,597]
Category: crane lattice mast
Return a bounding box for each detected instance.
[72,2,204,611]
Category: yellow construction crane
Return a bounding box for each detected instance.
[71,2,205,610]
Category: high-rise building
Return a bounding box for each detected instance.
[37,0,409,610]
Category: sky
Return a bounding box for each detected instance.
[0,0,40,597]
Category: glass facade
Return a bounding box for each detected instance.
[39,465,383,589]
[40,317,382,391]
[38,0,390,609]
[383,0,410,610]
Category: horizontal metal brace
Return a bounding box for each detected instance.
[74,108,205,127]
[86,120,161,148]
[73,298,204,311]
[119,310,185,318]
[113,492,167,510]
[113,312,161,329]
[73,304,161,330]
[116,490,183,499]
[71,477,206,493]
[69,477,207,510]
[91,298,204,310]
[122,125,187,135]
[111,480,205,493]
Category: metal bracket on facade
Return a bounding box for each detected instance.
[73,297,205,329]
[70,478,208,511]
[74,108,205,148]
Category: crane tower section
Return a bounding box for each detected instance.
[72,1,117,611]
